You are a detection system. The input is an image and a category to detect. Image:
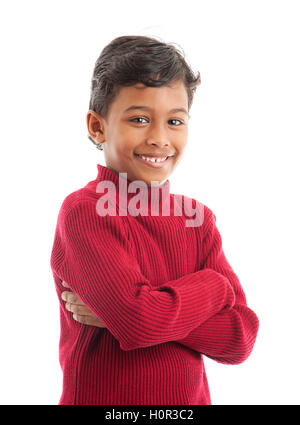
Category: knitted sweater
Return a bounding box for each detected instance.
[50,163,259,405]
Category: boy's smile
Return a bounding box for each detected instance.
[87,79,190,186]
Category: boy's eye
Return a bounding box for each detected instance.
[130,117,183,126]
[169,119,183,126]
[131,117,148,124]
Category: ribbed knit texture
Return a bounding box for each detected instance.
[50,163,259,405]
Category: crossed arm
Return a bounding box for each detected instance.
[52,200,259,363]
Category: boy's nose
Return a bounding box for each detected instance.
[146,138,170,148]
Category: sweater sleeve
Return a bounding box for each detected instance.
[50,198,236,351]
[175,208,259,365]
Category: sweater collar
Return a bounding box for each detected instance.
[95,163,171,217]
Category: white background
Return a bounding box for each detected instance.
[0,0,299,405]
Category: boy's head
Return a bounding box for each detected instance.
[87,35,201,186]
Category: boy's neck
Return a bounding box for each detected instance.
[95,163,171,217]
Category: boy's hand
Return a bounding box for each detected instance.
[61,281,107,328]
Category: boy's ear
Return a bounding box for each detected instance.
[86,110,105,140]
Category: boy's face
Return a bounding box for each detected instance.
[87,79,190,186]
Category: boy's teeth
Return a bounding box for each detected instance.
[140,155,168,163]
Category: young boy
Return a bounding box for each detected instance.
[50,35,259,405]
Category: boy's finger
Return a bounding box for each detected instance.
[73,314,106,328]
[61,291,84,305]
[66,303,96,316]
[61,280,70,288]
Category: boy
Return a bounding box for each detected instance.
[50,35,259,405]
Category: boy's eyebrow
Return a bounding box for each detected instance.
[123,105,188,116]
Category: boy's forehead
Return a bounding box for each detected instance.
[114,81,188,112]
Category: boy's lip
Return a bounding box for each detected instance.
[134,152,175,158]
[134,153,172,168]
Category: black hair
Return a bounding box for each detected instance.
[88,35,201,144]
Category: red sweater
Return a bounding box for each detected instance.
[50,163,259,405]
